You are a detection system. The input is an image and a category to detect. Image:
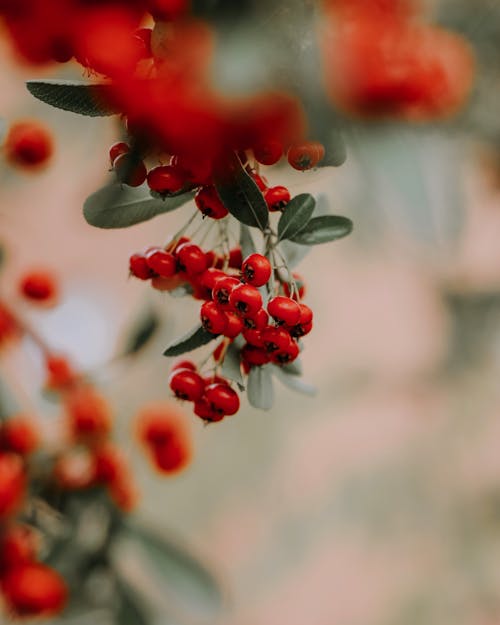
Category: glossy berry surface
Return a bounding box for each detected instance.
[264,186,291,212]
[253,139,283,165]
[212,276,240,309]
[176,243,208,276]
[146,249,177,277]
[5,121,54,169]
[261,326,292,353]
[287,141,325,170]
[147,165,185,194]
[229,284,263,316]
[109,141,129,165]
[267,296,302,326]
[195,186,228,219]
[200,301,228,335]
[241,254,272,287]
[114,153,147,187]
[19,271,57,303]
[1,563,67,617]
[169,369,205,402]
[204,383,240,416]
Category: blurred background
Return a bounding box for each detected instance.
[3,1,500,624]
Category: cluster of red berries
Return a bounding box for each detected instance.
[168,360,240,423]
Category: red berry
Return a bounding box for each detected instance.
[5,121,54,169]
[1,563,67,617]
[147,165,185,194]
[199,268,226,292]
[129,254,154,280]
[176,243,208,276]
[267,296,301,326]
[243,307,269,330]
[109,141,129,165]
[204,383,240,416]
[261,326,292,353]
[93,443,126,484]
[247,168,268,191]
[271,340,300,364]
[253,139,283,166]
[212,276,240,310]
[2,417,38,456]
[228,247,243,269]
[241,254,272,287]
[19,270,58,303]
[242,328,265,347]
[194,397,224,422]
[169,369,205,402]
[171,359,197,372]
[65,386,112,441]
[229,284,263,317]
[283,273,306,299]
[0,525,37,571]
[287,141,325,170]
[223,312,244,339]
[241,343,270,366]
[0,453,26,519]
[45,354,77,390]
[288,303,314,338]
[264,186,291,212]
[195,186,228,220]
[202,374,227,386]
[200,301,228,335]
[114,153,147,187]
[146,249,177,277]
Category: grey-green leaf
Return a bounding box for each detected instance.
[271,365,317,396]
[214,155,269,230]
[247,365,274,410]
[83,183,194,229]
[290,215,353,245]
[277,193,316,242]
[112,522,223,625]
[26,80,119,117]
[163,324,216,357]
[221,342,244,388]
[121,308,160,357]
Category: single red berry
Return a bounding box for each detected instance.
[172,236,190,253]
[267,296,301,326]
[261,326,292,353]
[93,443,126,484]
[287,141,325,170]
[171,359,197,372]
[195,186,228,220]
[243,308,269,330]
[271,340,300,364]
[146,249,177,277]
[229,284,263,317]
[0,453,26,519]
[169,369,205,402]
[176,243,208,276]
[288,303,314,338]
[241,343,270,366]
[147,165,185,194]
[199,268,226,292]
[1,563,67,617]
[228,247,243,269]
[45,354,77,390]
[65,386,112,441]
[283,273,306,299]
[247,168,268,191]
[242,328,265,348]
[223,312,244,339]
[18,270,58,304]
[0,525,37,571]
[2,417,38,456]
[264,186,291,212]
[205,250,217,268]
[253,139,283,166]
[241,254,272,287]
[5,121,54,169]
[114,153,147,187]
[204,383,240,416]
[129,254,154,280]
[194,397,224,422]
[107,474,138,512]
[109,141,129,165]
[212,276,240,310]
[200,301,228,335]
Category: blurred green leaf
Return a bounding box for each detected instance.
[221,342,244,388]
[116,580,151,625]
[271,365,317,396]
[26,80,119,116]
[277,194,316,242]
[247,365,274,410]
[121,308,160,357]
[215,155,269,230]
[83,184,194,229]
[290,215,353,245]
[163,325,216,357]
[0,376,20,421]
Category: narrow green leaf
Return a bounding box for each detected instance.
[121,308,160,357]
[214,155,269,230]
[112,522,223,624]
[271,365,317,396]
[26,80,119,117]
[83,183,194,229]
[163,325,216,357]
[281,358,302,376]
[277,194,316,242]
[116,581,151,625]
[221,342,244,388]
[290,215,353,245]
[239,223,256,260]
[247,365,274,410]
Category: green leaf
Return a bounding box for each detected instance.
[163,324,216,357]
[221,342,244,388]
[0,376,21,421]
[121,308,160,357]
[26,80,119,117]
[290,215,353,245]
[239,223,256,260]
[271,365,317,396]
[116,580,151,625]
[281,358,302,376]
[112,522,223,624]
[214,155,269,230]
[83,183,194,229]
[277,193,315,242]
[247,365,274,410]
